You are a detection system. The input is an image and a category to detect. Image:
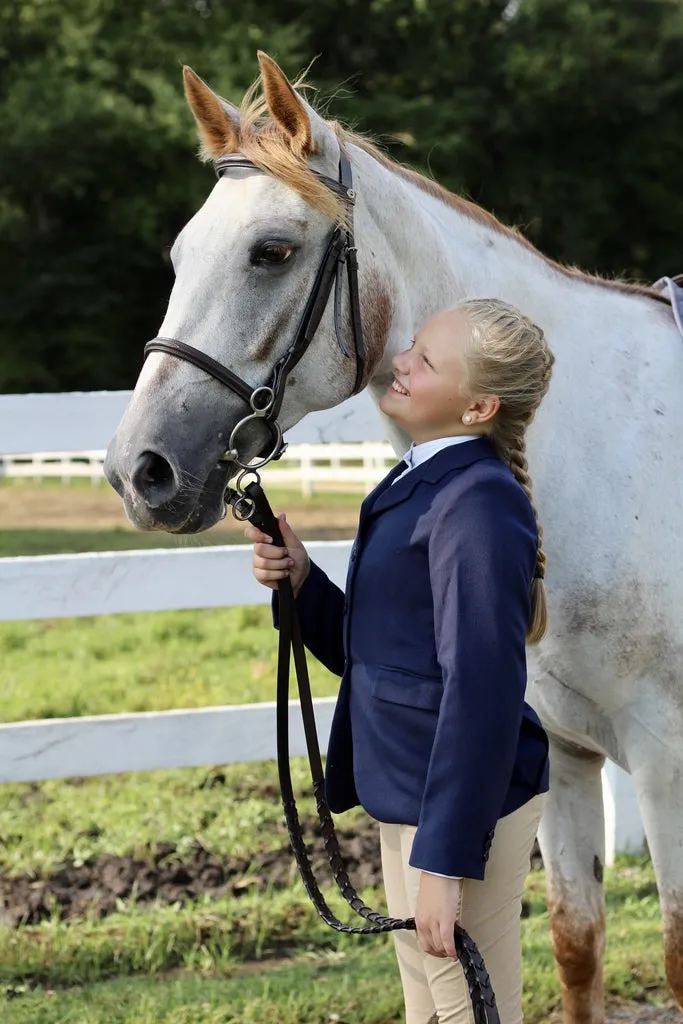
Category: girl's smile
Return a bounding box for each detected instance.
[389,376,410,396]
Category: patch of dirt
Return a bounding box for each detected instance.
[549,1008,682,1023]
[0,483,359,537]
[550,1008,683,1024]
[0,817,384,927]
[604,1010,682,1023]
[0,807,543,930]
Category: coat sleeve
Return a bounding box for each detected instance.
[271,561,346,677]
[408,472,538,879]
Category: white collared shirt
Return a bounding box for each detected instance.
[392,435,481,486]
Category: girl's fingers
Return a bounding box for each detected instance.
[440,924,457,961]
[416,924,431,956]
[253,541,288,559]
[253,555,294,572]
[429,923,446,957]
[243,524,273,544]
[254,567,290,580]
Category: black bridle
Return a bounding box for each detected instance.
[142,149,500,1020]
[144,150,366,490]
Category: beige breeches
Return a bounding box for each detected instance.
[378,794,546,1024]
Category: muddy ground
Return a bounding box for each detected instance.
[0,815,544,930]
[600,1011,682,1023]
[0,816,383,928]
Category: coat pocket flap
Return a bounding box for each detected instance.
[371,668,443,711]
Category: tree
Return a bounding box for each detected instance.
[0,0,303,391]
[1,0,682,392]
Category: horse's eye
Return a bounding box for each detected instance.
[253,243,294,266]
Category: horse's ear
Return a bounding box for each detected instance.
[183,66,239,159]
[257,51,326,156]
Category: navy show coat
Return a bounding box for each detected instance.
[279,437,549,880]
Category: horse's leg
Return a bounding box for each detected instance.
[538,737,606,1024]
[626,733,683,1010]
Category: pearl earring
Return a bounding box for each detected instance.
[464,414,473,424]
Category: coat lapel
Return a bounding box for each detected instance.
[359,458,409,519]
[366,437,499,519]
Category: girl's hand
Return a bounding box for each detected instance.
[245,513,310,596]
[415,874,464,960]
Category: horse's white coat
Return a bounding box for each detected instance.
[110,73,683,1021]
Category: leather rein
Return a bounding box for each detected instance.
[141,150,500,1022]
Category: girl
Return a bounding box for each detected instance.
[247,298,554,1024]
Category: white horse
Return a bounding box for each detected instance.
[104,53,683,1023]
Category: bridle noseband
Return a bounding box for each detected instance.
[143,150,366,516]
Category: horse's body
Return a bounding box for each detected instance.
[104,55,683,1022]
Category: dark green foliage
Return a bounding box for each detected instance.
[0,0,303,391]
[2,0,682,392]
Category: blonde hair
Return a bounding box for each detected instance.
[457,298,554,644]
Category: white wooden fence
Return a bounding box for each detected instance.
[0,390,645,864]
[0,450,107,483]
[0,441,397,495]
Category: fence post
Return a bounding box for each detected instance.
[300,443,313,498]
[602,760,645,865]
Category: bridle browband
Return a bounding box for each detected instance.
[144,150,366,487]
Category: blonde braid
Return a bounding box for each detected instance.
[457,299,554,644]
[493,422,548,643]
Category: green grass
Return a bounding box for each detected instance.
[0,761,330,876]
[0,529,223,557]
[3,950,405,1024]
[0,759,671,1019]
[0,606,339,723]
[0,765,671,1021]
[0,854,671,1023]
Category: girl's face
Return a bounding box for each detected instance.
[379,309,497,444]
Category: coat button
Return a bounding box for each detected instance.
[343,599,349,614]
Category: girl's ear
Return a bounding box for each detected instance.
[467,394,500,425]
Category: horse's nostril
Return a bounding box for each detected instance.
[131,450,179,508]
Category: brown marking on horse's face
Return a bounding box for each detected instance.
[663,901,683,1008]
[360,268,394,383]
[149,355,180,389]
[547,895,606,1022]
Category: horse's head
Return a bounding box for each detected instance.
[105,53,394,533]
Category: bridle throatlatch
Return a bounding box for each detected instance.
[140,148,500,1022]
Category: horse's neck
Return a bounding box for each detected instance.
[354,144,672,455]
[356,145,557,334]
[355,144,661,354]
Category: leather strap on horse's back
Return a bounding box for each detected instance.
[653,274,683,339]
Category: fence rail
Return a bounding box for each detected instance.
[0,541,351,621]
[0,389,646,865]
[0,442,397,495]
[0,700,337,785]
